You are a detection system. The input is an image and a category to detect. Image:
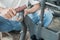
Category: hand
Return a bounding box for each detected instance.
[0,8,16,19]
[16,17,23,22]
[24,9,30,17]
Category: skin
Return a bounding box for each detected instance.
[24,3,40,17]
[0,8,16,19]
[0,3,40,19]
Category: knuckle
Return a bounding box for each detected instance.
[8,9,10,12]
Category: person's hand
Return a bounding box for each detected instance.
[0,8,16,19]
[24,9,30,17]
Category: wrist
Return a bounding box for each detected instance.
[28,9,32,13]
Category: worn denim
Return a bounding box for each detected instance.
[0,16,22,32]
[28,9,53,27]
[0,9,53,32]
[27,9,53,39]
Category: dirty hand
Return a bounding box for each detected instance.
[0,8,16,19]
[24,9,30,17]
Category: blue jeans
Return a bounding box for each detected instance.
[27,9,53,39]
[28,9,53,27]
[0,9,53,32]
[0,16,22,32]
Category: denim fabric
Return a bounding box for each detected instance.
[27,9,53,39]
[0,9,53,32]
[28,9,53,27]
[0,16,22,32]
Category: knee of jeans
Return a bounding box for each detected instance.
[44,11,53,27]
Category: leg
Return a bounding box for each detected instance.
[27,9,53,40]
[27,12,40,40]
[0,16,14,32]
[12,12,24,31]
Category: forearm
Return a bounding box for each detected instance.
[15,5,27,13]
[28,3,40,13]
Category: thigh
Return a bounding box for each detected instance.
[12,21,23,31]
[0,16,13,32]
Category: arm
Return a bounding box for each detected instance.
[28,3,40,13]
[24,3,40,16]
[15,5,27,13]
[0,5,27,19]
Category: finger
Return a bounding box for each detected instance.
[24,10,28,17]
[4,13,11,19]
[10,8,16,16]
[24,10,26,17]
[24,12,27,17]
[4,12,11,19]
[8,10,15,17]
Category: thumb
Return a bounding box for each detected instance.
[24,11,27,17]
